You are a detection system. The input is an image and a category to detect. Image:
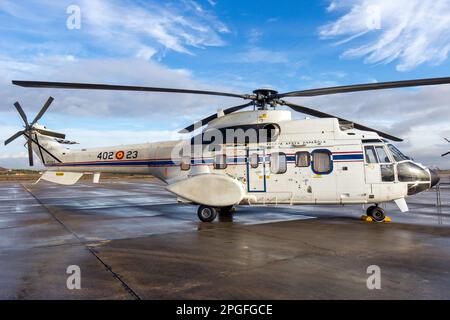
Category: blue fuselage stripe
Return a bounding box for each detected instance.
[332,154,364,160]
[48,153,364,167]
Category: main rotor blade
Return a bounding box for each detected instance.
[281,100,403,142]
[12,80,251,100]
[223,101,255,115]
[445,138,450,143]
[4,130,24,145]
[180,102,254,133]
[276,77,450,98]
[14,102,29,126]
[442,152,450,157]
[27,137,34,166]
[31,96,54,126]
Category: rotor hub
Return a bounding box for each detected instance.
[253,88,278,98]
[252,88,278,109]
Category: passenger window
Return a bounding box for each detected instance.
[250,153,259,169]
[375,146,390,163]
[270,152,287,174]
[312,150,332,174]
[180,156,191,171]
[295,151,310,167]
[364,146,378,164]
[214,154,227,169]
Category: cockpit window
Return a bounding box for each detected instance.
[364,146,378,163]
[388,144,409,162]
[397,162,430,182]
[375,146,390,163]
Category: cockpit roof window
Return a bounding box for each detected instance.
[387,144,409,162]
[375,146,391,163]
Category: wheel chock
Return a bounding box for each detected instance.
[360,215,373,222]
[361,215,391,223]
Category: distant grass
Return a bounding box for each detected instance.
[0,169,41,175]
[0,169,41,181]
[0,169,154,182]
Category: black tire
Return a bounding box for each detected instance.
[197,205,218,222]
[219,205,234,215]
[368,206,385,222]
[366,205,377,216]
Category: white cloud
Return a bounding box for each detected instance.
[0,56,243,119]
[136,47,157,60]
[0,151,28,159]
[248,28,263,44]
[0,0,229,60]
[235,47,289,64]
[319,0,450,71]
[66,128,184,148]
[80,0,229,57]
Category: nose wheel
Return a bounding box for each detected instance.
[197,205,218,222]
[366,205,386,222]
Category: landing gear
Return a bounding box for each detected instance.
[197,205,218,222]
[366,205,386,222]
[218,205,235,222]
[219,205,234,215]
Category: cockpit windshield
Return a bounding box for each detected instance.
[387,144,409,162]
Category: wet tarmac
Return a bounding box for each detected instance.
[0,178,449,299]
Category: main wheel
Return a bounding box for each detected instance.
[197,205,218,222]
[367,206,385,222]
[219,205,234,215]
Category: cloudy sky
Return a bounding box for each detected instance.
[0,0,449,168]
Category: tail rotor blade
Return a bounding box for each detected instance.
[31,96,54,126]
[14,102,29,127]
[27,137,34,166]
[4,131,24,145]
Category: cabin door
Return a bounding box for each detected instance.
[246,148,267,192]
[363,145,395,184]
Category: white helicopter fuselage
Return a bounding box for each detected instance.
[31,110,435,211]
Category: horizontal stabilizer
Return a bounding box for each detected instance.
[39,171,83,185]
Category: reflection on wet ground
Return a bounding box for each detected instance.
[0,179,449,299]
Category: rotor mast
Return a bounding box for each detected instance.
[253,88,279,110]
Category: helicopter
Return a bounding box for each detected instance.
[4,77,447,222]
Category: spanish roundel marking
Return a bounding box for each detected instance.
[115,151,125,160]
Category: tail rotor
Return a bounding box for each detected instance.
[4,96,54,166]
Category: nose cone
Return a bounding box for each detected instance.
[430,169,440,188]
